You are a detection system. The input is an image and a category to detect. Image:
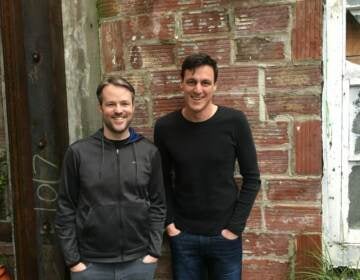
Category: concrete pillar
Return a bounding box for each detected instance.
[62,0,102,142]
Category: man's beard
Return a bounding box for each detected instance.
[103,116,132,136]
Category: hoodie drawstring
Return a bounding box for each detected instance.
[97,127,142,180]
[131,143,138,187]
[99,134,104,179]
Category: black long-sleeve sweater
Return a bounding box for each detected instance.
[154,106,261,235]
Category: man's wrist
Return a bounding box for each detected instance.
[68,261,80,268]
[221,229,239,240]
[142,254,158,264]
[70,262,87,272]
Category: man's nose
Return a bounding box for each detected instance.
[194,82,202,93]
[114,104,122,113]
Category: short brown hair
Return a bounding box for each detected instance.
[96,76,135,104]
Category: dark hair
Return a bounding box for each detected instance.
[181,53,218,83]
[96,76,135,104]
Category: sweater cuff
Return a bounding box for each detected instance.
[148,252,160,259]
[226,223,245,236]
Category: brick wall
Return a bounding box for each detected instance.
[97,0,323,279]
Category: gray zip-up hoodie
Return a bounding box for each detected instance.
[55,128,166,267]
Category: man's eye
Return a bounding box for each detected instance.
[202,81,211,86]
[186,80,197,86]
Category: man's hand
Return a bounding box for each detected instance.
[166,223,181,237]
[70,262,87,272]
[221,229,239,240]
[142,255,158,264]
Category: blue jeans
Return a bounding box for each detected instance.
[70,259,157,280]
[170,231,242,280]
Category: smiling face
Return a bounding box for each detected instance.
[181,65,217,121]
[99,84,134,140]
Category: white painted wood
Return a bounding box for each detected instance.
[323,0,345,248]
[324,0,360,267]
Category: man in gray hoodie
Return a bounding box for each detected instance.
[55,77,166,280]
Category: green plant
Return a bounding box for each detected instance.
[297,247,360,280]
[0,254,8,266]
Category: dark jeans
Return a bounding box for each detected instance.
[170,231,242,280]
[70,259,157,280]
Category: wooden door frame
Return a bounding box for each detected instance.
[0,0,39,279]
[0,0,69,279]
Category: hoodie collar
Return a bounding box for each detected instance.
[92,127,143,145]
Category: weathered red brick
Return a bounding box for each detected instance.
[124,73,146,97]
[153,96,184,118]
[117,0,150,15]
[265,65,322,90]
[152,0,201,12]
[243,259,290,280]
[233,0,275,8]
[292,0,322,60]
[252,121,289,146]
[243,232,290,257]
[182,10,229,35]
[97,2,325,280]
[100,21,124,72]
[216,67,258,93]
[265,94,321,118]
[129,44,176,69]
[295,121,322,175]
[257,150,288,174]
[122,14,175,41]
[177,39,231,65]
[267,179,321,202]
[265,206,321,232]
[98,0,201,16]
[245,206,262,230]
[132,98,149,127]
[213,94,259,122]
[236,36,285,62]
[131,127,154,141]
[105,72,146,96]
[203,0,230,7]
[150,70,181,97]
[97,0,120,18]
[295,234,322,280]
[234,5,289,35]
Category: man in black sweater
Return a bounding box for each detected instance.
[154,53,261,280]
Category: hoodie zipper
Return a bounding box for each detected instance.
[116,148,124,261]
